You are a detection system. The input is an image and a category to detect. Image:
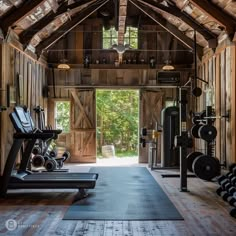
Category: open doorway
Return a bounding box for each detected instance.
[96,89,139,164]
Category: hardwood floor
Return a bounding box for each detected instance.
[0,161,236,236]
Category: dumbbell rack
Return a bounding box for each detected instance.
[216,163,236,219]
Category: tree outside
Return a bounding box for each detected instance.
[55,101,70,133]
[96,90,139,158]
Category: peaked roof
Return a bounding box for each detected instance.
[0,0,235,56]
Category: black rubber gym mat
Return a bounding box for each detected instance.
[63,167,183,220]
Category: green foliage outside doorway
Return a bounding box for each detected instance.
[96,90,139,158]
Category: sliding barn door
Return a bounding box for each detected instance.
[70,89,96,163]
[139,90,163,163]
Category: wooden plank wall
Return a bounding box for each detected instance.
[46,68,190,163]
[0,43,47,174]
[197,39,236,166]
[47,68,190,87]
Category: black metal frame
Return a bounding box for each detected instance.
[0,106,98,198]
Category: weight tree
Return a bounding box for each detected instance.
[174,87,193,191]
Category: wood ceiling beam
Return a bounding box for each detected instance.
[19,0,92,48]
[189,0,236,36]
[0,0,45,37]
[138,0,217,41]
[130,0,203,56]
[118,0,128,45]
[35,0,110,57]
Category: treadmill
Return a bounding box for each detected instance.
[0,106,98,198]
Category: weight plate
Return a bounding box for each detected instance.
[191,124,202,138]
[187,151,203,172]
[192,155,221,181]
[192,116,200,125]
[200,110,206,120]
[192,87,202,97]
[198,125,217,142]
[141,128,147,136]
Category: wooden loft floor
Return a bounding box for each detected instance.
[0,162,236,236]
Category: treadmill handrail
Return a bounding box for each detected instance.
[41,129,62,135]
[13,132,56,140]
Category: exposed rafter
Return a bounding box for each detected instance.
[0,0,44,37]
[138,0,217,42]
[130,0,203,56]
[19,0,94,48]
[118,0,128,45]
[189,0,236,36]
[35,0,110,57]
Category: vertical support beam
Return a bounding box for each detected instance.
[179,88,188,192]
[0,43,9,175]
[231,43,236,164]
[215,54,221,162]
[225,47,231,166]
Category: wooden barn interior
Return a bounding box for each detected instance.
[0,0,236,235]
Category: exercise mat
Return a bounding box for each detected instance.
[63,167,183,220]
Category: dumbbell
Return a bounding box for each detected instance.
[49,149,58,158]
[230,208,236,218]
[229,163,236,175]
[218,176,236,196]
[226,172,236,186]
[218,175,231,188]
[44,159,58,171]
[216,187,236,206]
[31,155,45,168]
[62,151,71,161]
[32,146,42,155]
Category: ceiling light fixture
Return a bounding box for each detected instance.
[162,60,175,71]
[57,63,70,70]
[57,59,70,70]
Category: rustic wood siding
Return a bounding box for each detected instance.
[0,44,47,174]
[197,39,236,166]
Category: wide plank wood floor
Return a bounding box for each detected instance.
[0,161,236,236]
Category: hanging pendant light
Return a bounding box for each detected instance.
[162,60,175,71]
[58,50,70,70]
[57,62,70,70]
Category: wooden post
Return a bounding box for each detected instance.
[0,44,9,174]
[215,54,221,160]
[231,43,236,164]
